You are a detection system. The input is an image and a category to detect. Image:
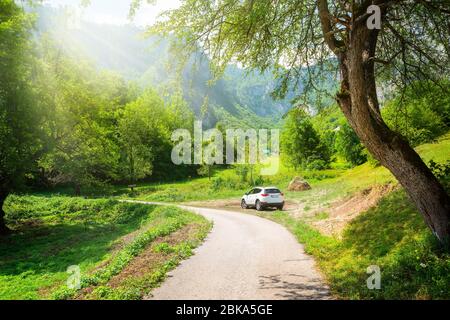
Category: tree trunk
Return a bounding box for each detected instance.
[74,184,81,197]
[336,25,450,244]
[0,192,11,235]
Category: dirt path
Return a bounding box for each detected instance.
[134,204,331,300]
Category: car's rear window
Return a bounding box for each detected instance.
[265,188,281,194]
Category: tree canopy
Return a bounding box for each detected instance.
[146,0,450,99]
[0,0,197,232]
[0,0,43,232]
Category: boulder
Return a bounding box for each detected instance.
[288,177,312,192]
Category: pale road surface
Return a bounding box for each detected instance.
[126,202,331,300]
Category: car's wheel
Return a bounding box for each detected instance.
[256,200,264,211]
[277,205,284,211]
[241,199,249,209]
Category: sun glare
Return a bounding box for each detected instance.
[43,0,180,26]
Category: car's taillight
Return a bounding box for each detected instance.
[261,194,269,197]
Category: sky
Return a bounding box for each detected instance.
[43,0,180,26]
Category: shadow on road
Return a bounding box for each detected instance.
[259,274,331,300]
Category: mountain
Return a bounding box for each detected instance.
[33,5,336,128]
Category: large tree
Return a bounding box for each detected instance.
[0,0,42,234]
[144,0,450,243]
[36,44,126,195]
[282,107,330,170]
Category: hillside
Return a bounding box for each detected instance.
[33,5,318,128]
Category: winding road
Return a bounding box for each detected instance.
[134,203,331,300]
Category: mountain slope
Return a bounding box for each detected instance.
[34,5,300,128]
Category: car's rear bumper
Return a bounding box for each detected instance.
[260,201,285,207]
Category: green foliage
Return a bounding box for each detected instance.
[117,89,194,184]
[310,104,342,151]
[335,122,368,167]
[52,205,211,300]
[282,108,331,170]
[234,164,253,184]
[310,105,368,167]
[0,196,156,299]
[52,206,190,297]
[4,195,145,226]
[84,238,208,300]
[36,43,128,191]
[0,0,43,198]
[23,39,195,194]
[383,81,450,147]
[428,160,450,190]
[211,175,248,192]
[153,242,176,254]
[118,98,154,183]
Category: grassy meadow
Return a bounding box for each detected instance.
[122,133,450,208]
[0,197,211,300]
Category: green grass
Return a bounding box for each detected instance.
[85,225,211,300]
[312,211,329,221]
[125,178,247,203]
[0,196,211,300]
[118,133,450,210]
[256,189,450,299]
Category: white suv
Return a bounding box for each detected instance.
[241,187,285,211]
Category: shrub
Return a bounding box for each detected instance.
[306,157,329,171]
[383,81,450,147]
[429,160,450,190]
[335,122,367,167]
[282,108,331,170]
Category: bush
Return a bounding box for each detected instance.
[3,195,154,228]
[383,81,450,147]
[211,172,252,191]
[306,157,329,170]
[282,108,331,170]
[335,122,367,167]
[429,160,450,190]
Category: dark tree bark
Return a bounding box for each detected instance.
[0,191,11,235]
[334,21,450,243]
[74,184,81,197]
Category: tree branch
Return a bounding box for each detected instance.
[317,0,344,54]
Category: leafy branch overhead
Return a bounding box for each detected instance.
[146,0,450,99]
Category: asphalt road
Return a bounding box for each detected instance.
[144,205,331,300]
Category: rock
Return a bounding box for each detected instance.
[288,177,312,192]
